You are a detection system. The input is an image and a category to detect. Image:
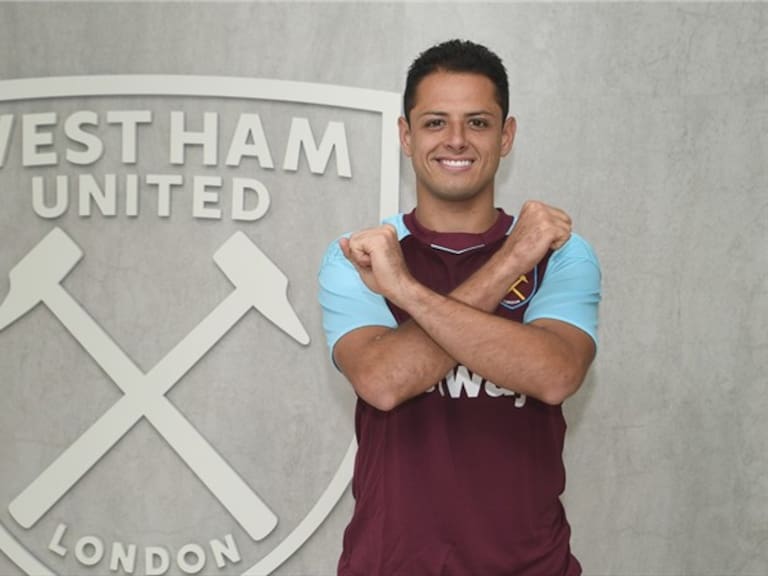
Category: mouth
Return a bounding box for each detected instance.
[436,158,474,171]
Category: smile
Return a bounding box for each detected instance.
[438,158,473,169]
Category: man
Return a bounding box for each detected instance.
[318,39,601,575]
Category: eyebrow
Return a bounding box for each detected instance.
[418,110,496,118]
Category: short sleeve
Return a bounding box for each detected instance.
[523,233,602,345]
[317,238,397,360]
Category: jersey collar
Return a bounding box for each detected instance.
[403,209,514,254]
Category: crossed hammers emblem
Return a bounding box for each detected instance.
[0,228,310,541]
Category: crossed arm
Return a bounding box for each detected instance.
[332,202,597,411]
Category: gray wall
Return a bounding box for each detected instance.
[1,2,766,575]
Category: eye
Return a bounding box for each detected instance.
[469,118,490,129]
[424,118,445,129]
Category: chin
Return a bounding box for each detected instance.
[430,187,484,203]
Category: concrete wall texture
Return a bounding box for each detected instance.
[0,2,766,575]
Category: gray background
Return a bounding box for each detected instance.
[1,2,767,575]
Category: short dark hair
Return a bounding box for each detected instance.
[403,39,509,124]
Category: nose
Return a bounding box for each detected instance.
[445,122,467,151]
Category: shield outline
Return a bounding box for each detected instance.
[0,75,401,575]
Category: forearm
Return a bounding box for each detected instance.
[401,284,592,405]
[338,247,530,409]
[335,320,453,411]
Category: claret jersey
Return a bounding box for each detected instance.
[318,209,601,576]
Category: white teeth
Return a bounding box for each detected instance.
[441,159,472,167]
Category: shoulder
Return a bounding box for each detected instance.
[544,232,601,281]
[320,234,346,267]
[553,233,599,265]
[320,213,410,264]
[526,231,601,344]
[382,213,410,240]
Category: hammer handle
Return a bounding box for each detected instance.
[10,287,278,540]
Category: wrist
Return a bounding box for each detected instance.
[491,241,531,284]
[388,274,432,314]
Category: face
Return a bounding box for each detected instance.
[399,71,516,206]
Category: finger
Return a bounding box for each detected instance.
[382,223,398,239]
[340,237,372,270]
[552,208,572,229]
[348,240,374,268]
[339,236,351,259]
[551,229,572,250]
[547,205,570,223]
[522,200,570,224]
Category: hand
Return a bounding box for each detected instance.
[339,224,414,302]
[502,201,572,272]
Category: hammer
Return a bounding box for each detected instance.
[1,227,309,540]
[0,227,82,330]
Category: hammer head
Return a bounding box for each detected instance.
[0,227,83,330]
[214,232,310,346]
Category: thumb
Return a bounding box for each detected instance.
[339,236,352,259]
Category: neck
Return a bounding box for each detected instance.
[414,196,498,234]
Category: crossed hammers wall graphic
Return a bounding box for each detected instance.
[0,228,311,541]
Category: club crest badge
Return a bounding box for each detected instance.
[500,269,539,311]
[0,76,400,576]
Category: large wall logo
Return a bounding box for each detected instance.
[0,76,400,575]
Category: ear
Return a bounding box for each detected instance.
[398,116,413,157]
[500,116,517,157]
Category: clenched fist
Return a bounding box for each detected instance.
[502,201,572,272]
[340,225,415,304]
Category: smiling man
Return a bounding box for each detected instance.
[319,39,601,575]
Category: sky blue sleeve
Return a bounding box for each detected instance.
[523,233,602,345]
[317,236,398,360]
